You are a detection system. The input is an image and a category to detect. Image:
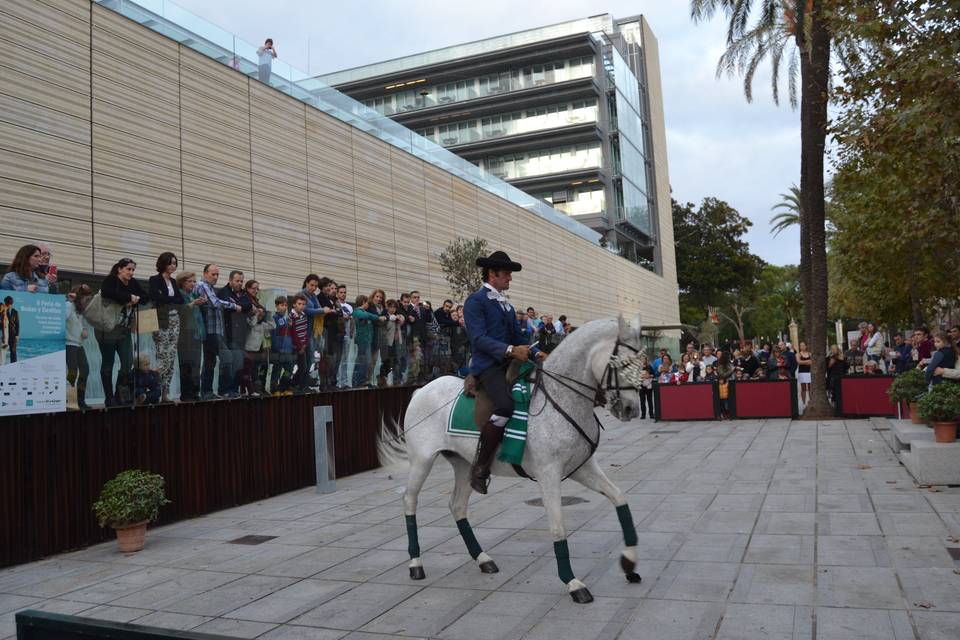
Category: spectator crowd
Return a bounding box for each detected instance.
[1,244,574,409]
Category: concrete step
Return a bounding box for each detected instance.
[900,439,960,485]
[889,419,934,451]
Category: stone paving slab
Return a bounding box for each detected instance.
[4,415,960,639]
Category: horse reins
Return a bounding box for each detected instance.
[523,338,640,480]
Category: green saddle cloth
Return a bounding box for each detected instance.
[448,362,535,465]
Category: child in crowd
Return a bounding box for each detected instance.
[270,296,294,395]
[658,364,674,385]
[135,355,161,405]
[288,294,310,392]
[703,365,717,382]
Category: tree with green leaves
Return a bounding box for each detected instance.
[438,237,488,301]
[672,198,763,328]
[692,0,834,417]
[827,0,960,326]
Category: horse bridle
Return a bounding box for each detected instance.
[528,338,642,480]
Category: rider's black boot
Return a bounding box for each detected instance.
[470,421,503,494]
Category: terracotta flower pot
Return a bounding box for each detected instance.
[931,421,958,444]
[114,520,148,553]
[909,403,923,424]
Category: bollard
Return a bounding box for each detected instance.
[313,405,336,493]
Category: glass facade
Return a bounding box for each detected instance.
[361,56,595,116]
[532,185,605,216]
[478,142,602,180]
[415,98,598,147]
[609,48,652,237]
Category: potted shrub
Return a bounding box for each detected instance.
[917,383,960,444]
[887,369,927,424]
[93,470,171,552]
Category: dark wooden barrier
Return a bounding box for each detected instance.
[730,379,798,419]
[0,387,415,568]
[838,375,896,417]
[17,610,229,640]
[655,382,719,421]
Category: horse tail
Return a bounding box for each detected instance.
[377,409,409,469]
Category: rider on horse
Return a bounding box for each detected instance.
[463,250,546,494]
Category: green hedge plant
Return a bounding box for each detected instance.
[917,383,960,423]
[886,369,927,404]
[93,470,171,528]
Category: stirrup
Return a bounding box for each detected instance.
[470,469,491,494]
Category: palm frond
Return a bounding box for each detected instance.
[769,211,801,237]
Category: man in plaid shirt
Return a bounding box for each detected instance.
[196,264,241,399]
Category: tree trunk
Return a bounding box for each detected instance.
[909,285,924,327]
[797,1,833,418]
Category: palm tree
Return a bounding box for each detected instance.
[770,185,801,238]
[692,0,834,417]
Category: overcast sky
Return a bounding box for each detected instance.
[173,0,802,266]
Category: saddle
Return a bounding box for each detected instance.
[463,360,525,429]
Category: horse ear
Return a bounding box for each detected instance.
[617,313,627,337]
[633,312,643,338]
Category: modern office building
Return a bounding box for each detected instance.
[317,15,670,271]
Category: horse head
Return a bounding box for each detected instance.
[601,313,644,421]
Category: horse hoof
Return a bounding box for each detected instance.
[570,587,594,604]
[479,561,499,574]
[409,566,426,580]
[625,572,642,584]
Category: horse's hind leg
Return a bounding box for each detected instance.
[570,457,641,584]
[537,468,593,603]
[403,452,437,580]
[446,453,498,574]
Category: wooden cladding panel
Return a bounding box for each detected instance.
[181,236,254,280]
[0,207,92,272]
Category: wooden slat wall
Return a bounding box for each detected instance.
[179,46,254,279]
[91,6,181,273]
[1,0,680,328]
[0,0,92,271]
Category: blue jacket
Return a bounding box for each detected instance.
[463,286,539,375]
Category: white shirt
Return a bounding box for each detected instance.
[483,283,510,312]
[553,320,564,335]
[257,46,275,66]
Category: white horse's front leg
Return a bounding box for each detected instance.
[537,469,593,603]
[570,457,641,584]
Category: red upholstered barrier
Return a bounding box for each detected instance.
[656,383,717,420]
[840,376,896,417]
[732,380,795,418]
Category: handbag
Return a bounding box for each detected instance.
[82,292,123,332]
[137,307,160,334]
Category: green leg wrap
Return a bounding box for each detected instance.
[405,515,420,558]
[456,518,483,559]
[554,539,575,584]
[616,504,638,547]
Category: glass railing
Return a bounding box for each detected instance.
[365,61,596,117]
[480,144,603,180]
[551,198,604,217]
[420,104,599,147]
[63,291,569,409]
[93,0,601,245]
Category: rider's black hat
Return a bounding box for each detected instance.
[476,250,522,272]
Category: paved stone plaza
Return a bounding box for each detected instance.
[3,415,960,640]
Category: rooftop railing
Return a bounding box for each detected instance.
[94,0,601,245]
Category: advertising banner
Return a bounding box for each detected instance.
[0,292,67,416]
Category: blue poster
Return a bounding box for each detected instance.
[0,292,67,415]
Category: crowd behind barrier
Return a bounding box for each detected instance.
[0,245,573,410]
[3,244,958,413]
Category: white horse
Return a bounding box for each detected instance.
[380,315,645,603]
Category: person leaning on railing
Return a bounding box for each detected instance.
[148,252,184,403]
[175,272,206,402]
[97,258,149,407]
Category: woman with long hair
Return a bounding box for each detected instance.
[366,288,388,386]
[351,294,380,387]
[826,344,847,412]
[97,258,148,406]
[637,352,655,419]
[1,244,47,293]
[66,284,93,409]
[148,252,184,402]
